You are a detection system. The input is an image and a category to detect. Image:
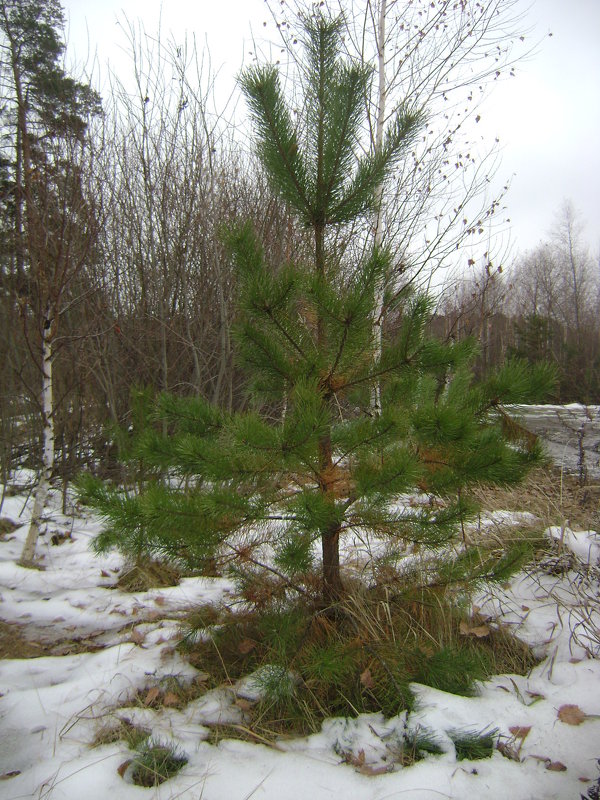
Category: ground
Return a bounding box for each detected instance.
[1,407,599,799]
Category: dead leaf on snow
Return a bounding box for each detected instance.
[459,620,490,638]
[509,726,531,740]
[526,691,545,702]
[497,741,521,762]
[546,761,567,772]
[0,771,21,780]
[558,704,586,725]
[358,763,391,776]
[144,686,160,705]
[117,760,132,778]
[153,595,166,606]
[162,691,180,707]
[129,628,146,646]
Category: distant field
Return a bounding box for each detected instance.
[512,404,600,480]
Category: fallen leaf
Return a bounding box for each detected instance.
[153,595,166,606]
[52,616,65,623]
[117,760,132,778]
[558,704,586,725]
[579,777,592,783]
[0,771,21,780]
[546,761,567,772]
[459,620,490,638]
[194,672,210,684]
[129,629,146,645]
[238,638,257,655]
[235,697,254,711]
[358,763,390,776]
[162,691,180,707]
[497,741,520,762]
[526,691,545,702]
[521,605,530,611]
[144,686,160,705]
[100,570,110,578]
[360,668,375,689]
[509,726,531,740]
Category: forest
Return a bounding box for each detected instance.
[0,0,597,494]
[0,2,599,797]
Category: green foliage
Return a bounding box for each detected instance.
[78,11,552,604]
[129,738,188,787]
[450,728,498,761]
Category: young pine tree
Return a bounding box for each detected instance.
[81,14,553,602]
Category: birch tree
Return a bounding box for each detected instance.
[0,0,101,565]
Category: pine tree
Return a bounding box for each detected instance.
[81,13,553,602]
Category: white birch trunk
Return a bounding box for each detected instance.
[20,309,55,565]
[370,0,387,416]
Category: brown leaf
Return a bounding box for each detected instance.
[153,595,166,606]
[235,697,254,712]
[509,725,531,740]
[194,672,210,684]
[144,686,160,706]
[0,771,21,780]
[100,570,110,578]
[162,691,180,707]
[360,668,375,689]
[496,741,521,762]
[558,704,586,725]
[546,761,567,772]
[238,638,257,655]
[117,760,132,778]
[459,620,490,638]
[129,628,146,646]
[526,691,545,702]
[358,763,390,776]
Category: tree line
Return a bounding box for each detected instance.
[0,0,594,506]
[438,201,599,402]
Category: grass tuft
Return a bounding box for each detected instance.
[129,737,188,787]
[92,717,150,749]
[450,728,498,761]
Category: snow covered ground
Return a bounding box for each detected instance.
[1,473,599,800]
[513,404,600,481]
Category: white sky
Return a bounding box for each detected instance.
[62,0,600,258]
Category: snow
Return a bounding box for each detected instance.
[1,482,599,799]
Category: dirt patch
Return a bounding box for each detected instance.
[116,561,181,592]
[0,620,48,659]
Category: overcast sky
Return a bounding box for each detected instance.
[62,0,600,259]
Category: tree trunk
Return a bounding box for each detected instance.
[20,308,55,565]
[370,0,387,416]
[322,526,343,601]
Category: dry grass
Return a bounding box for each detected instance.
[115,560,181,592]
[470,466,599,531]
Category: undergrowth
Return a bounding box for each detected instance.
[129,738,188,787]
[450,728,498,760]
[180,533,541,738]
